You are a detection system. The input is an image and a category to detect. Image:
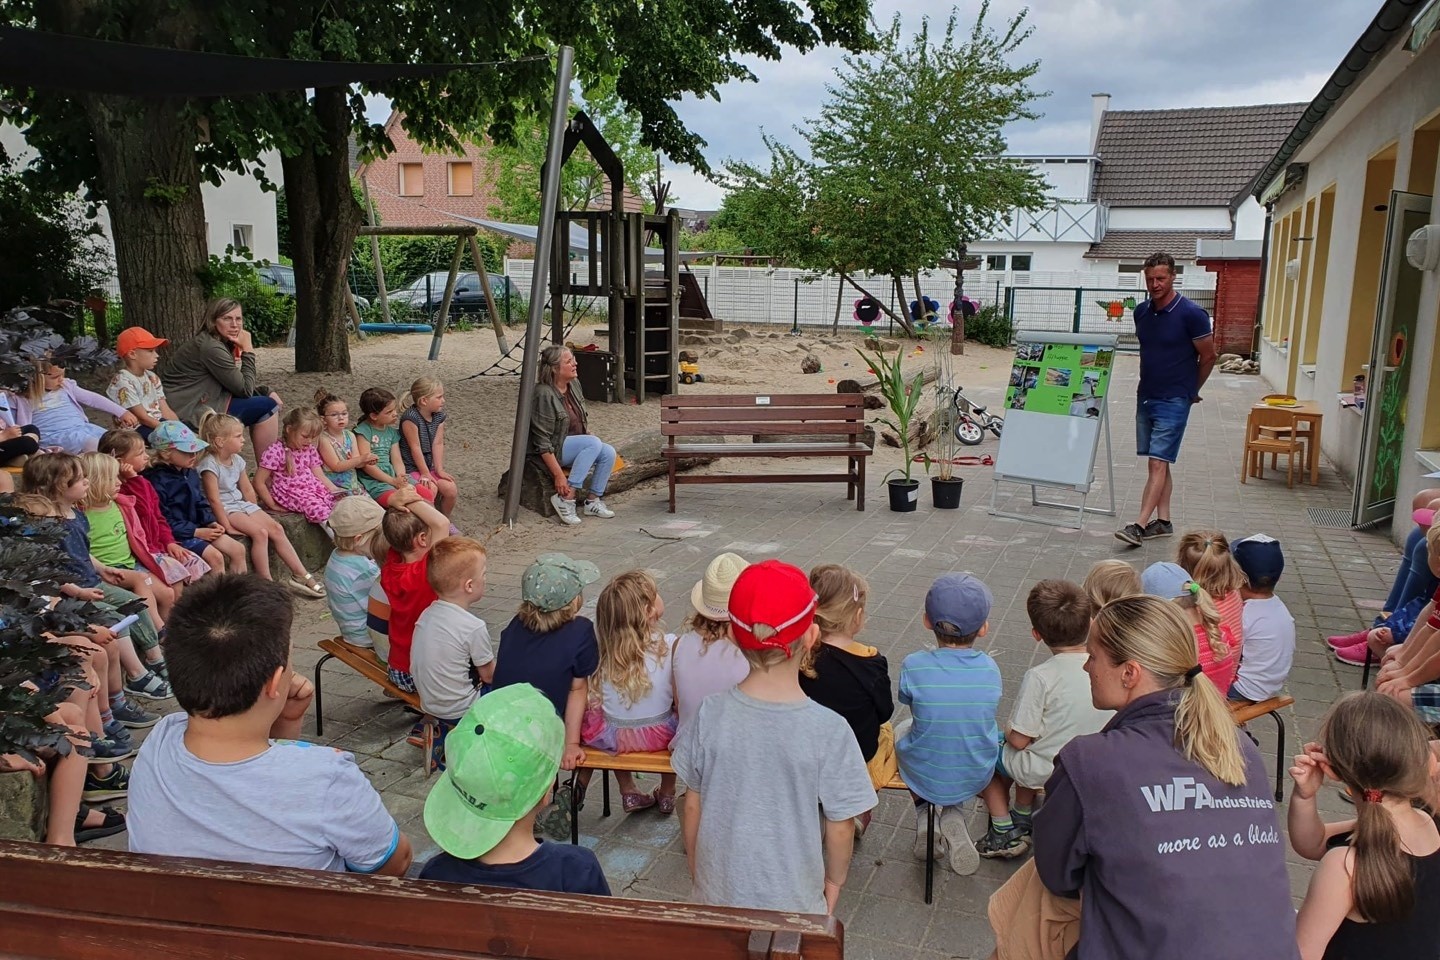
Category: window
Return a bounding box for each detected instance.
[986,255,1007,271]
[447,162,474,197]
[399,163,424,197]
[1011,254,1033,272]
[231,224,253,254]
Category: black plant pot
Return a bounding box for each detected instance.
[931,476,964,509]
[887,479,921,512]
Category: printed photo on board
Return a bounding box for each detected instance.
[1045,368,1072,388]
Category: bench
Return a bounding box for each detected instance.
[312,637,440,775]
[0,840,844,959]
[1229,695,1295,802]
[661,394,872,512]
[568,747,941,904]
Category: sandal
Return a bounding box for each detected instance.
[622,790,658,814]
[655,789,676,815]
[75,805,126,844]
[285,573,327,600]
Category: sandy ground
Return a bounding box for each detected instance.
[257,323,1012,552]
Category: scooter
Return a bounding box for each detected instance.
[953,385,1004,445]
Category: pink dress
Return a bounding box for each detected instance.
[259,442,335,523]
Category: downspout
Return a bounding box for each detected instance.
[1250,202,1274,361]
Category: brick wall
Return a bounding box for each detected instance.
[1198,258,1261,355]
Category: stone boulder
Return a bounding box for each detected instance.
[0,770,47,842]
[800,354,822,374]
[229,509,333,575]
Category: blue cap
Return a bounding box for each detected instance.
[149,420,207,453]
[1233,534,1284,587]
[1141,561,1193,599]
[925,572,992,637]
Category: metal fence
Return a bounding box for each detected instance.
[1005,287,1217,349]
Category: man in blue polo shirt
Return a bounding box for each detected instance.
[1116,251,1215,547]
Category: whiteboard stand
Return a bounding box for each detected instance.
[988,407,1116,529]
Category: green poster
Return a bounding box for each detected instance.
[1005,340,1113,418]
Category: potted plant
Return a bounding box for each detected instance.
[927,331,964,509]
[857,343,926,512]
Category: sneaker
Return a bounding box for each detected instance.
[1114,523,1145,547]
[581,499,615,519]
[83,764,131,802]
[149,658,170,682]
[938,805,980,875]
[101,719,134,748]
[977,823,1032,859]
[111,698,159,730]
[124,670,173,702]
[550,494,582,526]
[1011,808,1033,836]
[1326,629,1370,650]
[1335,642,1370,666]
[1141,518,1173,539]
[86,737,136,764]
[912,802,946,860]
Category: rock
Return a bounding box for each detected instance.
[497,429,718,518]
[679,334,710,345]
[800,354,822,374]
[862,336,901,352]
[0,770,47,841]
[230,509,333,575]
[728,328,751,342]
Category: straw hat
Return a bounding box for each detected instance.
[690,552,751,621]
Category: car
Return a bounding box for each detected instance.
[386,271,517,321]
[254,262,370,310]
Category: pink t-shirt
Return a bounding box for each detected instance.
[1195,622,1239,694]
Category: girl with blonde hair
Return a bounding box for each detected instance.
[672,552,751,736]
[254,406,347,525]
[1142,561,1238,694]
[992,594,1297,960]
[799,564,895,820]
[78,451,176,626]
[399,377,458,515]
[583,570,678,814]
[1177,529,1247,654]
[1082,559,1141,608]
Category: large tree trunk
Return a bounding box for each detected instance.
[282,87,360,373]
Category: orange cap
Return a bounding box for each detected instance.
[116,327,168,357]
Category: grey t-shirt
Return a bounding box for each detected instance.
[671,687,876,914]
[128,712,400,872]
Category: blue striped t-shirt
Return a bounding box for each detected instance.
[325,550,380,647]
[896,646,1002,805]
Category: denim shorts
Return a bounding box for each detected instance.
[1135,397,1192,463]
[227,394,279,427]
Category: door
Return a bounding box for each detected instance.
[1353,191,1431,526]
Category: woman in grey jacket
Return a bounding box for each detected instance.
[528,345,617,525]
[1017,595,1298,960]
[160,299,283,453]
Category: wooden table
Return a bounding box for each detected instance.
[1250,399,1322,484]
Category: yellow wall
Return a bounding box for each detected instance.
[1301,188,1336,367]
[1342,148,1397,386]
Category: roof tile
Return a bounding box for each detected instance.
[1083,229,1233,260]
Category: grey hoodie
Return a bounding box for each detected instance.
[1033,690,1299,960]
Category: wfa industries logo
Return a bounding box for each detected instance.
[1140,777,1273,812]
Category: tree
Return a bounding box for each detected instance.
[6,1,874,371]
[719,4,1048,338]
[0,157,112,313]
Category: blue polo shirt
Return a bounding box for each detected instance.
[1134,294,1212,400]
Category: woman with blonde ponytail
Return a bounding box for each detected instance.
[999,594,1297,960]
[1290,693,1440,959]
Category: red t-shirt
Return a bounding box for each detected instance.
[379,549,435,673]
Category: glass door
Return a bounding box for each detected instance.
[1353,191,1431,526]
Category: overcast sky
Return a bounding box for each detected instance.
[367,0,1382,211]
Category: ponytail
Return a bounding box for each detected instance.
[1092,595,1247,786]
[1177,581,1231,662]
[1177,529,1247,598]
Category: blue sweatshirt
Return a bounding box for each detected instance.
[1033,690,1298,960]
[142,462,216,540]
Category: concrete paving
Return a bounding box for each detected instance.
[104,353,1396,959]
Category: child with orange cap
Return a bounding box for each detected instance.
[107,326,179,441]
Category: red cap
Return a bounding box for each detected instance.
[727,559,818,655]
[116,326,168,358]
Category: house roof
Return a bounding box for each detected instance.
[1083,229,1234,261]
[1092,103,1307,208]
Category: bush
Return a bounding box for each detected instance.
[0,159,112,314]
[965,303,1012,349]
[199,254,295,346]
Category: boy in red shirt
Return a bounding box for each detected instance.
[379,485,450,714]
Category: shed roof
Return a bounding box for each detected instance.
[1083,229,1234,261]
[1092,103,1307,208]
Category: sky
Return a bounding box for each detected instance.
[365,0,1382,211]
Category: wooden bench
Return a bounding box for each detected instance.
[661,394,872,512]
[312,637,441,776]
[1230,695,1295,802]
[569,748,941,904]
[0,840,844,959]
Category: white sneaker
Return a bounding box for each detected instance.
[550,494,581,526]
[912,802,946,860]
[582,499,615,519]
[938,804,979,876]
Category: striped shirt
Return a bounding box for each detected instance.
[399,407,445,474]
[896,646,1002,805]
[324,550,380,647]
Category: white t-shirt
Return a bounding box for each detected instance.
[600,632,677,722]
[128,712,399,872]
[411,599,495,720]
[1002,650,1113,790]
[107,368,166,419]
[1230,595,1296,702]
[672,630,752,736]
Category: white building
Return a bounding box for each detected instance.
[1,122,282,270]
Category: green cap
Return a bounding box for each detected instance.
[520,552,600,612]
[423,684,564,859]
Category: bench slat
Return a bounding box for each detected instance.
[663,407,864,423]
[317,638,422,710]
[662,393,865,408]
[663,422,863,437]
[667,443,870,456]
[1230,695,1294,726]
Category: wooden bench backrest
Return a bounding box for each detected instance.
[0,841,842,960]
[661,394,867,439]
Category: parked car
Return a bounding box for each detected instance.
[386,271,517,321]
[254,262,370,310]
